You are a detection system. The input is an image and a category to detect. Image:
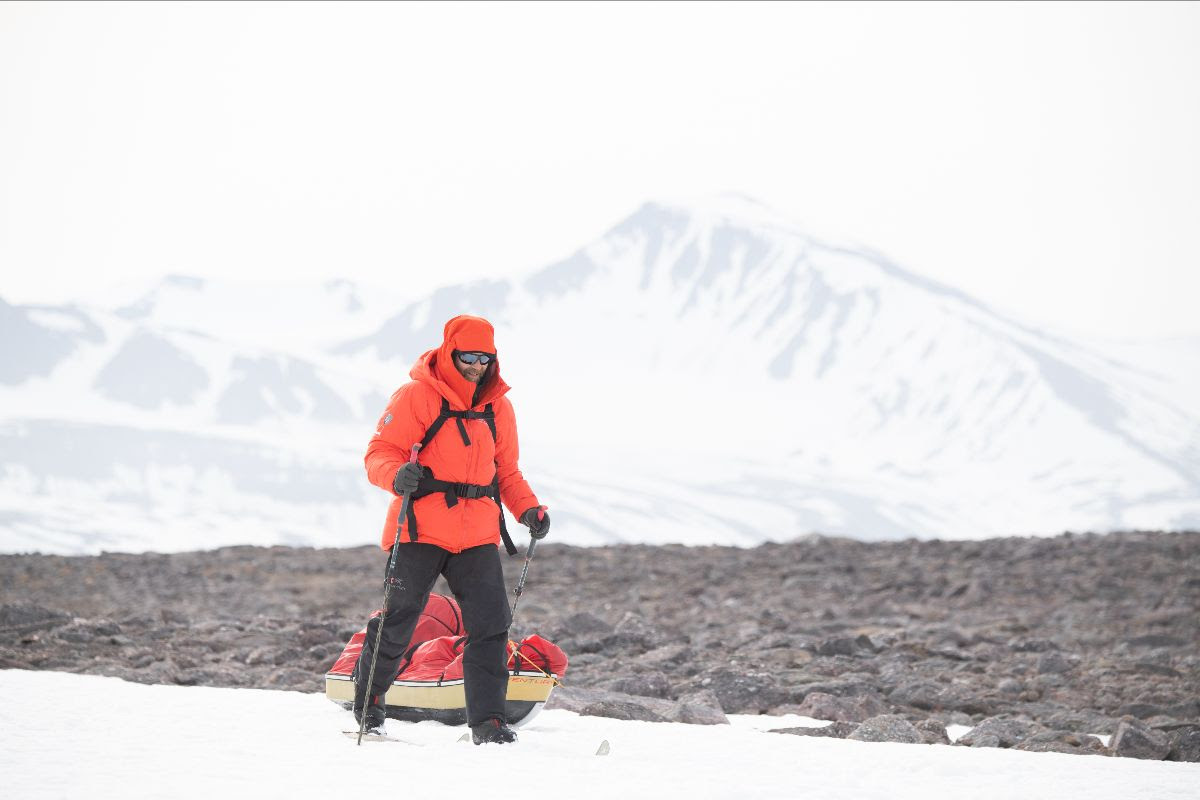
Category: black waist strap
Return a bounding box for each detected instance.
[404,469,517,555]
[422,476,493,507]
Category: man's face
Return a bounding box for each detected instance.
[453,351,493,383]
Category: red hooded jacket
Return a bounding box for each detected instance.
[365,315,539,552]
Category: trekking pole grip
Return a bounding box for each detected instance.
[509,505,546,630]
[390,444,423,549]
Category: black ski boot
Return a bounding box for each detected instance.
[471,718,517,745]
[354,689,386,731]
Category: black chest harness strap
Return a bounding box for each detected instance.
[404,398,517,555]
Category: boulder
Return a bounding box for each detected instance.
[580,700,668,723]
[1043,708,1120,736]
[1111,716,1171,760]
[546,686,671,717]
[955,716,1041,748]
[794,691,890,723]
[770,721,858,739]
[889,680,992,715]
[1013,730,1108,756]
[915,719,951,745]
[670,690,729,725]
[599,670,672,699]
[848,714,923,744]
[546,686,726,725]
[1167,726,1200,762]
[683,668,795,714]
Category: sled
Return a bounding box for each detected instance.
[324,594,568,726]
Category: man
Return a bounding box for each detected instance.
[355,314,550,744]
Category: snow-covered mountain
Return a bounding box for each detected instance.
[2,196,1198,553]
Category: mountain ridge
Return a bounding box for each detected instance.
[1,197,1197,553]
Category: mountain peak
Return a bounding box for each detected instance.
[632,193,810,237]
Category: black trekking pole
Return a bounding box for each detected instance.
[509,506,546,631]
[356,443,422,746]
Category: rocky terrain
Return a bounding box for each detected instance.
[2,531,1197,760]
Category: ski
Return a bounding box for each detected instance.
[456,732,611,755]
[342,729,414,745]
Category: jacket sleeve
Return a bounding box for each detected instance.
[364,384,430,494]
[494,397,539,519]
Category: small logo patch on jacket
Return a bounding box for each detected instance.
[374,413,394,437]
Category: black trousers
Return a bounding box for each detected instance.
[356,543,512,726]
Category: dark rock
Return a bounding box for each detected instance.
[683,668,795,714]
[599,670,672,699]
[0,603,72,633]
[1043,709,1119,736]
[956,717,1041,748]
[815,634,877,657]
[1010,638,1060,653]
[1166,700,1200,719]
[794,691,890,723]
[1125,634,1187,649]
[546,686,673,717]
[1131,662,1182,678]
[1167,726,1200,762]
[266,667,316,689]
[1035,652,1075,674]
[1111,716,1172,760]
[601,611,670,653]
[848,714,923,744]
[580,700,668,722]
[671,690,729,725]
[90,619,122,636]
[160,609,190,625]
[245,647,275,666]
[553,612,613,638]
[1013,730,1108,756]
[634,644,694,670]
[888,680,991,715]
[770,721,858,739]
[915,719,950,744]
[967,733,1002,748]
[792,679,882,700]
[1117,703,1170,720]
[2,530,1197,748]
[297,625,335,647]
[56,624,96,644]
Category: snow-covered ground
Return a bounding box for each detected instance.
[1,670,1195,799]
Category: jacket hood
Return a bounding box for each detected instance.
[409,315,510,409]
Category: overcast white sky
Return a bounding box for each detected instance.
[1,1,1197,341]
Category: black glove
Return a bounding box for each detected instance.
[393,462,424,496]
[520,507,550,539]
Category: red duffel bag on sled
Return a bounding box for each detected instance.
[325,593,568,726]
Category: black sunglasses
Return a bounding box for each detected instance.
[456,351,494,365]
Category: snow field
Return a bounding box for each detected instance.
[1,670,1196,799]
